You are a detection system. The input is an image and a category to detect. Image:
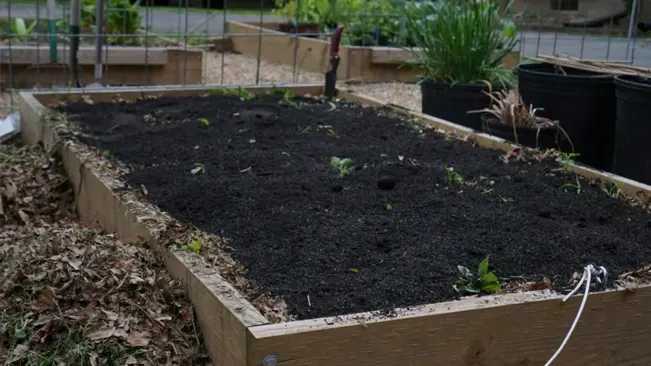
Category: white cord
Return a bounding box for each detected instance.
[544,264,607,366]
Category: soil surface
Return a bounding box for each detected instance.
[60,94,651,320]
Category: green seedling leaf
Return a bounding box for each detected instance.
[478,255,490,278]
[199,118,210,126]
[351,268,359,273]
[386,203,392,211]
[330,156,355,179]
[457,265,473,279]
[481,280,500,293]
[101,150,111,158]
[191,163,205,175]
[455,278,470,286]
[181,239,202,253]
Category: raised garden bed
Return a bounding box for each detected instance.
[19,85,651,365]
[225,20,520,82]
[0,45,204,89]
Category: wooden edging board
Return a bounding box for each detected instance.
[225,20,520,83]
[18,84,651,366]
[2,46,169,66]
[2,47,204,89]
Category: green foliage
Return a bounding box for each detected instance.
[402,0,518,87]
[81,0,142,45]
[269,86,299,107]
[181,239,202,253]
[330,156,354,178]
[444,165,462,184]
[10,17,37,42]
[210,87,255,101]
[454,255,501,295]
[273,0,356,27]
[560,152,580,174]
[601,182,622,199]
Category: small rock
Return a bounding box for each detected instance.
[331,185,343,193]
[377,176,397,190]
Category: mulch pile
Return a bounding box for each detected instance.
[0,140,209,365]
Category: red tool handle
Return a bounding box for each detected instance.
[329,26,344,71]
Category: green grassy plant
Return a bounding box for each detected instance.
[402,0,518,88]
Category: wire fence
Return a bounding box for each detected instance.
[1,0,649,109]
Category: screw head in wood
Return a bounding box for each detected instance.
[263,355,278,366]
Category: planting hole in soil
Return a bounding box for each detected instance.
[56,90,651,320]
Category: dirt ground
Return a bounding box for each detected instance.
[59,92,651,320]
[203,52,422,111]
[0,110,209,364]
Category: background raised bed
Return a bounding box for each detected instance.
[1,45,204,89]
[225,20,520,82]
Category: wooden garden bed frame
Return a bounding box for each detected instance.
[1,45,204,89]
[18,84,651,366]
[225,20,520,82]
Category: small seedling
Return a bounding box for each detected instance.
[330,156,355,179]
[181,239,202,253]
[350,268,359,273]
[407,118,426,139]
[501,197,513,203]
[560,175,582,194]
[199,118,210,126]
[454,255,500,295]
[560,152,580,174]
[601,182,622,199]
[385,203,392,211]
[191,163,205,175]
[444,166,463,184]
[210,87,254,101]
[101,150,111,158]
[269,86,299,107]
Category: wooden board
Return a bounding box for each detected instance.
[1,46,169,65]
[1,49,204,89]
[18,85,651,366]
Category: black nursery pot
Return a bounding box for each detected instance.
[612,75,651,185]
[277,22,320,38]
[420,80,497,131]
[516,62,616,171]
[481,114,559,150]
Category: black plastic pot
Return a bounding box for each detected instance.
[613,75,651,185]
[516,62,616,171]
[481,114,560,149]
[420,81,496,130]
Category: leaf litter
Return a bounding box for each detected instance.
[0,139,209,365]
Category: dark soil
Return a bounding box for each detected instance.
[59,93,651,320]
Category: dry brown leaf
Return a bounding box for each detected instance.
[89,352,99,366]
[8,343,29,363]
[126,331,151,347]
[67,257,83,270]
[529,277,552,291]
[86,327,117,341]
[4,181,17,199]
[31,287,57,312]
[18,209,30,224]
